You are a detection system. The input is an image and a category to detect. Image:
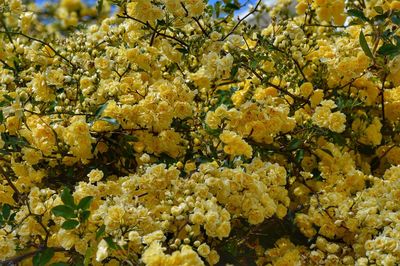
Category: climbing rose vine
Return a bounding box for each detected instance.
[1,0,400,265]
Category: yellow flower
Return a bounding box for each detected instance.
[220,130,253,158]
[0,236,16,261]
[22,148,42,165]
[6,115,20,135]
[197,243,210,257]
[299,82,313,98]
[327,111,346,133]
[296,1,308,15]
[310,90,324,108]
[60,0,81,11]
[391,1,400,10]
[87,169,104,183]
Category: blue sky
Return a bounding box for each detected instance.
[36,0,259,10]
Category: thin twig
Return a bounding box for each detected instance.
[0,247,66,265]
[0,166,21,201]
[0,31,76,69]
[220,0,262,41]
[117,13,189,48]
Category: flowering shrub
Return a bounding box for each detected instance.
[1,0,400,265]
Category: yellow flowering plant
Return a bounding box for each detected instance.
[1,0,400,265]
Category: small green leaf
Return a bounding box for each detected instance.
[359,31,374,58]
[96,225,106,240]
[250,60,258,70]
[32,252,41,266]
[80,210,91,223]
[225,2,241,11]
[84,247,94,266]
[52,205,76,219]
[224,240,238,256]
[214,1,221,17]
[287,139,302,151]
[347,9,368,21]
[330,132,346,146]
[374,6,384,14]
[0,110,3,123]
[33,248,55,266]
[295,149,305,164]
[373,13,389,24]
[392,14,400,25]
[62,219,80,230]
[104,237,119,250]
[123,135,138,142]
[230,65,239,78]
[2,204,11,220]
[3,94,14,102]
[94,102,108,118]
[97,0,104,15]
[77,196,93,210]
[99,117,119,126]
[61,187,76,209]
[377,43,400,58]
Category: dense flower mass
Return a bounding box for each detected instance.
[1,0,400,265]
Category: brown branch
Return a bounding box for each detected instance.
[220,0,262,41]
[0,166,21,201]
[0,31,76,69]
[240,63,304,103]
[192,17,209,37]
[117,13,189,48]
[0,247,66,265]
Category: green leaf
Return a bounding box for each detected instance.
[99,117,119,126]
[51,205,76,219]
[62,219,80,230]
[96,225,106,240]
[225,2,241,11]
[374,6,384,14]
[224,240,238,256]
[97,0,104,15]
[61,187,76,209]
[104,237,119,250]
[33,252,41,266]
[373,13,389,24]
[312,168,323,181]
[2,204,11,220]
[295,149,305,164]
[77,196,93,211]
[287,139,302,151]
[80,210,91,223]
[123,135,138,142]
[250,60,258,70]
[94,102,108,118]
[359,31,374,58]
[230,65,239,78]
[330,132,346,146]
[392,14,400,25]
[84,246,94,266]
[3,94,14,102]
[347,9,368,21]
[377,43,400,57]
[0,110,3,123]
[33,248,55,266]
[214,1,221,17]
